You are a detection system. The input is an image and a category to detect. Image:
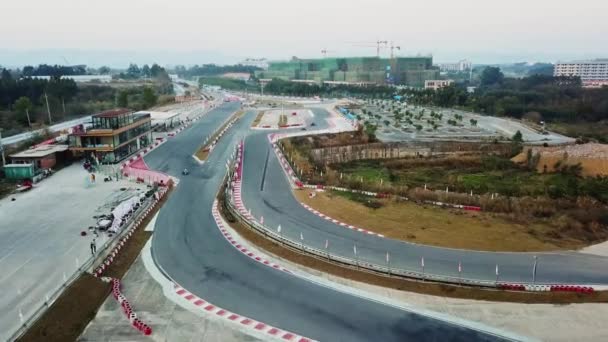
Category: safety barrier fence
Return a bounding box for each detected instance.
[93,187,169,277]
[102,277,153,335]
[6,187,165,341]
[223,141,600,294]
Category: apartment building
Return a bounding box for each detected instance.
[554,59,608,87]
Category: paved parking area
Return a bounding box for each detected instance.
[357,99,574,145]
[0,164,146,341]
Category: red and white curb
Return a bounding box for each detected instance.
[102,277,152,335]
[267,137,385,238]
[212,201,291,274]
[120,138,166,170]
[299,202,385,238]
[173,284,313,342]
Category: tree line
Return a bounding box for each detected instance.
[0,64,173,137]
[175,64,260,78]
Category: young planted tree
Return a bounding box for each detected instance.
[14,96,34,127]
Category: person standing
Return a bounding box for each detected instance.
[90,238,97,256]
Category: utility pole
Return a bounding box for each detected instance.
[0,129,6,166]
[25,108,32,127]
[44,92,52,124]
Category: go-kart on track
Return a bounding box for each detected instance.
[144,102,608,341]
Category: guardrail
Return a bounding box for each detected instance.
[7,190,161,342]
[224,189,498,289]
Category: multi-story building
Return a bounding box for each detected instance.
[240,58,269,70]
[438,59,472,73]
[554,59,608,87]
[68,109,152,163]
[255,56,439,88]
[424,79,454,90]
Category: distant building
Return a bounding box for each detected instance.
[256,56,439,88]
[554,59,608,87]
[68,109,152,163]
[438,59,472,73]
[240,58,269,70]
[424,79,454,90]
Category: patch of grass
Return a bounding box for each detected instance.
[297,190,584,252]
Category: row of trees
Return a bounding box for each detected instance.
[404,69,607,124]
[0,65,168,137]
[175,64,260,78]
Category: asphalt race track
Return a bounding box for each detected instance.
[146,103,506,341]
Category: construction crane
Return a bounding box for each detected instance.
[349,40,388,57]
[321,49,336,58]
[389,42,401,59]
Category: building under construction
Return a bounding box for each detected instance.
[255,56,439,88]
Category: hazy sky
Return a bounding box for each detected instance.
[1,0,607,67]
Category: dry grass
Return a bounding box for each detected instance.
[194,148,210,162]
[251,111,265,127]
[219,195,608,304]
[278,114,288,126]
[295,190,585,252]
[17,187,172,342]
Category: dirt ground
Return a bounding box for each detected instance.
[219,197,608,304]
[17,187,172,342]
[295,190,586,252]
[514,143,608,176]
[251,111,265,127]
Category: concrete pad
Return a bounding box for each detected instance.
[80,255,262,342]
[254,109,313,129]
[0,164,147,341]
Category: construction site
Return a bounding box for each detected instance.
[255,55,439,88]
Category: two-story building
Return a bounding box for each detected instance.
[68,109,152,163]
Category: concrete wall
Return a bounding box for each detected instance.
[310,141,513,164]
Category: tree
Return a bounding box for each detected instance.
[127,63,141,78]
[98,66,111,75]
[142,64,151,78]
[14,96,33,126]
[150,64,163,78]
[470,118,477,126]
[117,91,129,108]
[480,66,504,87]
[512,130,523,143]
[142,87,157,108]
